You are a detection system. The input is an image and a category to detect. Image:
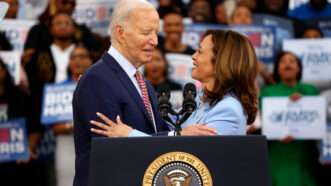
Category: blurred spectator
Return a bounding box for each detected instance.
[301,26,324,38]
[261,51,319,186]
[215,2,228,25]
[259,0,289,17]
[24,11,77,186]
[230,5,274,86]
[0,32,12,51]
[157,0,186,18]
[22,0,100,66]
[160,11,195,55]
[288,0,331,20]
[3,0,18,19]
[238,0,258,12]
[188,0,215,23]
[52,44,92,186]
[144,47,181,93]
[0,58,39,186]
[229,5,253,25]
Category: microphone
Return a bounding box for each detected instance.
[157,86,172,119]
[182,83,197,114]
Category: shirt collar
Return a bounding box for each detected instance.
[108,46,137,78]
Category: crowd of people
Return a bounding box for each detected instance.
[0,0,330,186]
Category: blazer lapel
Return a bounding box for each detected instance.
[102,53,155,128]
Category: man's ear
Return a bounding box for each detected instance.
[115,25,125,44]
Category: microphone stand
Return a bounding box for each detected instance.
[163,109,192,136]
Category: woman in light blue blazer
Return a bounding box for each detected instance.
[90,30,258,136]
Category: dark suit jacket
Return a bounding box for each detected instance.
[73,53,169,186]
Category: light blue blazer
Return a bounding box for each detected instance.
[129,91,247,136]
[181,92,247,135]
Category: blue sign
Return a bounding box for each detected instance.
[320,123,331,164]
[41,82,76,125]
[0,118,29,162]
[182,24,276,63]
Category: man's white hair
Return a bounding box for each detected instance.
[110,0,156,42]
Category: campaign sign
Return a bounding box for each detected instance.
[0,118,29,162]
[262,96,327,140]
[0,51,21,85]
[41,83,76,125]
[182,24,276,63]
[0,19,35,52]
[165,53,197,87]
[254,13,294,52]
[283,39,331,86]
[320,123,331,164]
[73,0,116,36]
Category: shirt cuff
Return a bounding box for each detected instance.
[128,129,150,137]
[168,131,175,136]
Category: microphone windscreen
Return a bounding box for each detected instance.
[183,83,197,98]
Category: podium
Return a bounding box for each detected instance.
[88,136,271,186]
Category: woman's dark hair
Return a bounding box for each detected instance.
[203,30,258,124]
[272,51,302,83]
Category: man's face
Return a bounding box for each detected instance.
[50,13,75,40]
[163,13,184,43]
[119,8,160,67]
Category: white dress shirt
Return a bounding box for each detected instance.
[107,46,157,134]
[51,44,75,83]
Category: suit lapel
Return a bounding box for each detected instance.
[102,53,155,128]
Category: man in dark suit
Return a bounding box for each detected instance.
[72,1,169,185]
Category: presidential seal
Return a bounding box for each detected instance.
[142,151,213,186]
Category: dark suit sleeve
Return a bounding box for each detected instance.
[73,72,121,186]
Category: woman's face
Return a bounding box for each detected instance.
[278,53,300,82]
[69,47,92,76]
[191,35,215,84]
[231,6,253,25]
[144,49,166,80]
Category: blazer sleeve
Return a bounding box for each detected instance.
[74,72,121,138]
[204,98,246,135]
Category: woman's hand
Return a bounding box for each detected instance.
[289,92,302,102]
[280,135,294,144]
[181,124,217,136]
[90,112,133,137]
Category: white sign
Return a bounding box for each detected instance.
[0,19,35,52]
[166,53,195,87]
[73,0,116,36]
[262,96,327,140]
[0,51,21,85]
[283,39,331,87]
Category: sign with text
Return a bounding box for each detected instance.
[320,124,331,164]
[262,96,327,140]
[41,83,76,125]
[0,118,29,162]
[0,19,35,52]
[0,51,21,85]
[283,39,331,87]
[166,53,196,87]
[73,0,116,36]
[182,24,276,63]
